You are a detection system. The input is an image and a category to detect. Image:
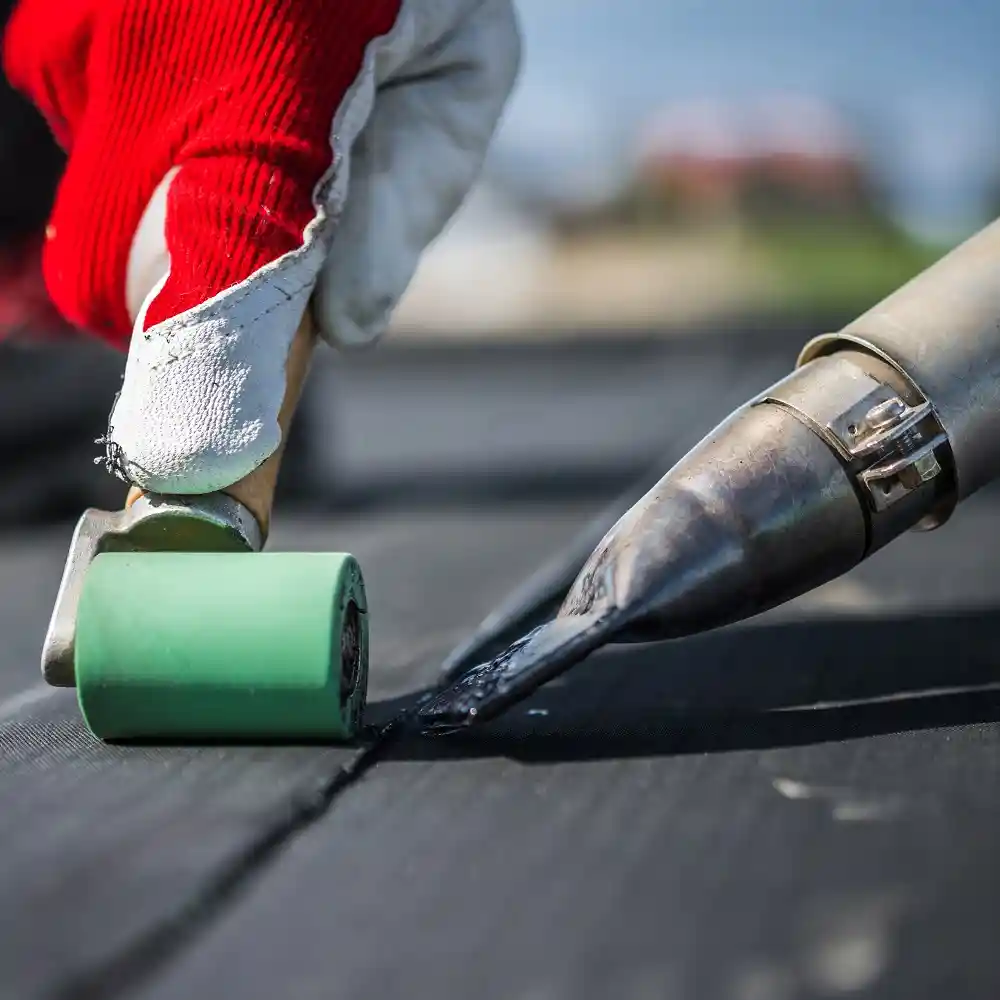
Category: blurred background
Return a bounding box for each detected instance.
[2,0,1000,524]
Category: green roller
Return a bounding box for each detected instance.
[75,551,368,742]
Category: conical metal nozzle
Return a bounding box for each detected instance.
[419,348,956,732]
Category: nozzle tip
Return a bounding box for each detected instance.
[419,614,612,733]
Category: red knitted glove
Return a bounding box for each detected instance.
[2,0,520,496]
[3,0,401,346]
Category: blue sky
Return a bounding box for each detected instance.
[495,1,1000,237]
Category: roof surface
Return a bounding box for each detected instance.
[2,342,999,1000]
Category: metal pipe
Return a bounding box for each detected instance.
[801,216,1000,503]
[420,219,1000,730]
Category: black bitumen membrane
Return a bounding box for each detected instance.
[4,340,1000,999]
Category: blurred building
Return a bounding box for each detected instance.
[574,95,884,231]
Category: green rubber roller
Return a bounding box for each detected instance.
[76,550,367,741]
[41,493,369,743]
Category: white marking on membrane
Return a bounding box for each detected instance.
[771,678,1000,712]
[772,777,904,822]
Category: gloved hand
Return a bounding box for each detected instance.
[3,0,521,495]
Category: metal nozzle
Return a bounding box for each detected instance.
[420,348,956,732]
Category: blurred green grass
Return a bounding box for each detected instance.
[754,221,947,314]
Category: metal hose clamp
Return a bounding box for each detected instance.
[757,351,955,554]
